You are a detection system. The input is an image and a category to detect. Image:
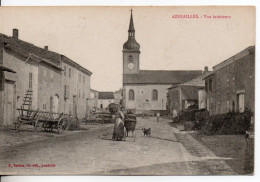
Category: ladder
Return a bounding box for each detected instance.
[20,89,33,116]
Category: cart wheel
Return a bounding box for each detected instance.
[58,118,69,134]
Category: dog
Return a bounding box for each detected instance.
[142,128,151,137]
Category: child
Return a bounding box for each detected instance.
[156,112,160,122]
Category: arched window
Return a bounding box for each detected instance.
[129,89,135,101]
[152,89,158,101]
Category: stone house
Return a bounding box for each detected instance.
[114,89,122,105]
[0,29,92,126]
[97,92,115,110]
[204,46,255,116]
[88,89,99,112]
[167,69,211,116]
[61,56,92,119]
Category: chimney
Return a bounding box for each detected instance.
[44,46,48,50]
[13,29,18,39]
[203,66,209,74]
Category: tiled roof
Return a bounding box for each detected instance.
[62,55,92,76]
[1,33,61,67]
[0,33,92,75]
[98,92,115,100]
[123,70,202,84]
[114,89,123,94]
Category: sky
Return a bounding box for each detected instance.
[0,6,255,91]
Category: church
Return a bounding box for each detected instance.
[122,11,203,113]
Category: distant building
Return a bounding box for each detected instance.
[122,11,203,113]
[204,46,255,115]
[0,29,92,126]
[88,89,99,111]
[167,68,211,116]
[97,92,115,110]
[114,89,123,105]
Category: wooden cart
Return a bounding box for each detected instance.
[16,108,70,134]
[124,114,137,137]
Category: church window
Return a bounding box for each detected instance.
[129,89,135,100]
[128,55,134,63]
[152,89,158,101]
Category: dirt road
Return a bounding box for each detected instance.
[0,117,236,175]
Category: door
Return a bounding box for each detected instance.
[4,82,15,125]
[50,97,53,112]
[53,94,59,113]
[238,94,245,113]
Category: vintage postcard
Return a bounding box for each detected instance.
[0,6,255,175]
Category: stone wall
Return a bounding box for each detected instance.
[124,84,171,111]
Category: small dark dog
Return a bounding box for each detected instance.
[142,128,151,137]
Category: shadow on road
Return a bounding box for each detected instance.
[148,136,179,143]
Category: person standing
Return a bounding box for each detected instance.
[156,112,160,122]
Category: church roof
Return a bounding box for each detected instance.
[123,70,203,85]
[123,37,140,51]
[123,10,140,51]
[128,10,135,32]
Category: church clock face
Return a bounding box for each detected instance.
[128,63,134,69]
[128,55,134,69]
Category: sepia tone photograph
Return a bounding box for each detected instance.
[0,6,255,175]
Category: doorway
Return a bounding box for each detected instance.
[4,81,15,126]
[53,94,59,113]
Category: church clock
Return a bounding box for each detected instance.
[122,10,140,74]
[128,63,134,69]
[128,55,134,69]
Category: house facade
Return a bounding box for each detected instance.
[167,69,210,116]
[88,89,99,112]
[0,29,92,126]
[204,46,255,116]
[61,56,92,119]
[114,89,123,105]
[122,11,202,113]
[97,92,115,110]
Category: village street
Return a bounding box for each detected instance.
[0,117,236,175]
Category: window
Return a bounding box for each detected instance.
[227,100,230,110]
[69,68,71,78]
[209,78,213,92]
[43,70,47,83]
[29,72,33,89]
[50,72,54,88]
[128,55,134,63]
[152,89,158,101]
[83,76,85,83]
[238,94,245,113]
[64,85,70,99]
[129,89,135,100]
[64,66,66,76]
[79,74,81,82]
[205,80,208,92]
[79,89,81,98]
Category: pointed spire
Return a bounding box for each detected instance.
[128,9,135,34]
[123,9,140,51]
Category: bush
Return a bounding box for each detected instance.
[178,110,195,122]
[200,109,253,135]
[68,117,80,131]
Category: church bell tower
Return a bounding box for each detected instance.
[123,10,140,75]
